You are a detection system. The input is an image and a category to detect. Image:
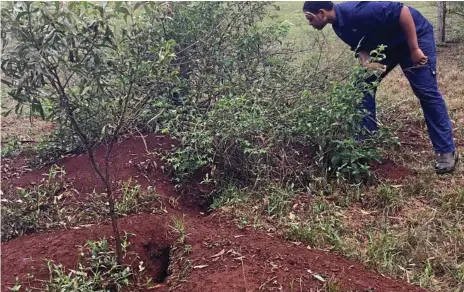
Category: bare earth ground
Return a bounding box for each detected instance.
[1,134,425,292]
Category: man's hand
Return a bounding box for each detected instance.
[400,7,428,66]
[410,47,428,65]
[358,51,387,74]
[365,62,387,74]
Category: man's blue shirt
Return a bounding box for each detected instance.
[332,1,433,53]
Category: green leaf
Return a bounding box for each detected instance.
[16,11,29,21]
[134,2,144,11]
[32,100,45,120]
[95,5,104,18]
[115,1,123,11]
[81,86,91,95]
[10,284,21,292]
[116,6,130,16]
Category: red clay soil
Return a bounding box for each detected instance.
[1,134,425,292]
[176,213,426,292]
[395,121,430,151]
[2,211,426,292]
[3,134,181,202]
[371,159,413,181]
[2,213,176,291]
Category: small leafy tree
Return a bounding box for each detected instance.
[1,1,177,263]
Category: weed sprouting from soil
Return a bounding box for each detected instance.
[1,166,66,241]
[1,177,163,242]
[8,235,160,291]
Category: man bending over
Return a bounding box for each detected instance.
[303,1,458,173]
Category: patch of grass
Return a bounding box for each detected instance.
[1,165,66,241]
[285,204,345,251]
[115,180,160,215]
[1,175,163,242]
[217,176,463,290]
[168,215,194,289]
[9,235,154,291]
[349,181,464,291]
[365,228,406,274]
[265,185,295,219]
[45,237,132,291]
[440,188,464,212]
[210,185,250,210]
[324,277,342,292]
[171,215,188,246]
[416,260,435,289]
[1,135,27,158]
[375,183,404,215]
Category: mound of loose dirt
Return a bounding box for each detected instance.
[2,211,426,292]
[1,134,425,291]
[2,213,175,291]
[4,134,176,193]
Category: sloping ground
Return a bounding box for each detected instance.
[2,211,426,292]
[1,134,425,291]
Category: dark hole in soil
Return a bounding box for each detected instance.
[150,246,171,283]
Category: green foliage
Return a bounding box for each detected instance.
[366,229,406,274]
[115,180,158,215]
[1,165,66,242]
[210,185,249,209]
[31,124,81,166]
[45,237,132,291]
[164,2,295,102]
[171,215,187,245]
[166,45,396,191]
[1,135,25,157]
[375,183,404,214]
[285,202,345,250]
[265,185,295,218]
[1,1,178,160]
[1,1,180,263]
[1,173,162,243]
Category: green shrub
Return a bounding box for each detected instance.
[1,1,178,165]
[45,237,133,291]
[166,46,396,191]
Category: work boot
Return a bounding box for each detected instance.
[435,152,458,174]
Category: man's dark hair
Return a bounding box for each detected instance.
[302,1,334,14]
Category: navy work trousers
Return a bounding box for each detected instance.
[361,29,455,154]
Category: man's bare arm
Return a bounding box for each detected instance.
[399,6,428,65]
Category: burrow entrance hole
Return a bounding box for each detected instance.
[147,245,171,283]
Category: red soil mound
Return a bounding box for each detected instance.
[1,134,424,291]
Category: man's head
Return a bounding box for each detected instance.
[302,1,334,30]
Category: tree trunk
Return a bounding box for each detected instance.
[437,1,446,44]
[107,185,124,265]
[86,148,124,265]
